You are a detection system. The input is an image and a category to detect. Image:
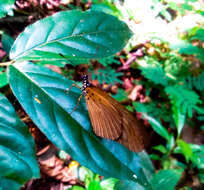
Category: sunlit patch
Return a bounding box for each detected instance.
[34,97,42,104]
[69,161,80,169]
[133,174,137,179]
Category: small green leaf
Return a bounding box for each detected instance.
[0,93,39,190]
[79,166,94,182]
[0,68,8,88]
[150,169,182,190]
[70,186,86,190]
[172,105,185,136]
[152,145,167,154]
[166,134,175,150]
[100,178,118,190]
[88,181,101,190]
[176,140,193,163]
[143,114,171,141]
[112,88,128,102]
[149,154,161,161]
[10,10,132,62]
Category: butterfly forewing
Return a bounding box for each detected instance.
[85,87,123,140]
[85,86,147,152]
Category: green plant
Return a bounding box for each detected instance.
[132,36,204,188]
[0,94,39,189]
[185,71,204,91]
[91,67,123,85]
[0,0,14,18]
[151,0,202,21]
[70,167,118,190]
[0,68,7,87]
[0,10,157,190]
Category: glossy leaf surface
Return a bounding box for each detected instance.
[8,62,154,187]
[0,93,39,190]
[0,68,8,88]
[143,114,171,141]
[150,169,182,190]
[10,10,132,62]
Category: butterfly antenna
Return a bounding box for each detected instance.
[70,94,83,115]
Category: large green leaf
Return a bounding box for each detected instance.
[115,180,145,190]
[8,62,154,188]
[10,10,132,62]
[0,93,39,190]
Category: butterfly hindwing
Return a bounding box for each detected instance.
[85,86,147,152]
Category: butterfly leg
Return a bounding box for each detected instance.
[65,83,81,94]
[70,94,83,115]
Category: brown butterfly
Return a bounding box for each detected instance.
[70,75,148,152]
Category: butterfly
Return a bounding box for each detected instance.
[69,75,148,152]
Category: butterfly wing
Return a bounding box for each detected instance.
[85,87,147,152]
[85,87,123,140]
[117,108,147,152]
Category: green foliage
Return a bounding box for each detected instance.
[150,169,183,190]
[0,93,39,190]
[172,103,185,136]
[140,63,169,86]
[176,140,193,163]
[151,0,201,21]
[10,10,132,62]
[112,88,128,102]
[8,62,154,187]
[165,85,202,118]
[97,55,122,66]
[185,71,204,91]
[0,0,14,18]
[0,9,156,189]
[133,102,171,122]
[138,49,190,86]
[71,166,118,190]
[91,68,123,85]
[185,26,204,42]
[1,31,14,54]
[174,143,204,170]
[0,68,8,88]
[90,0,122,18]
[0,1,202,188]
[171,40,204,63]
[142,114,171,142]
[163,52,190,79]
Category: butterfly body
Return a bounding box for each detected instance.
[81,75,147,152]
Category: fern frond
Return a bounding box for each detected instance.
[133,102,171,122]
[165,85,202,117]
[140,64,170,86]
[185,71,204,91]
[98,55,122,66]
[91,67,123,85]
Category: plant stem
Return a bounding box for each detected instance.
[0,60,14,67]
